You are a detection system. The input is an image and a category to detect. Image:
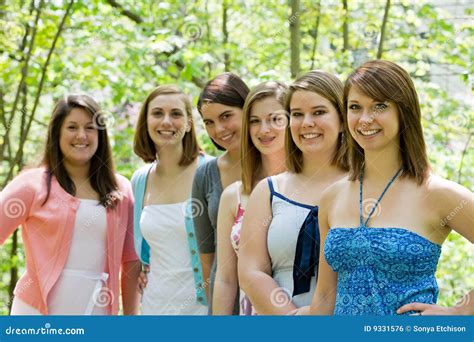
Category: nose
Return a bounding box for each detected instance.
[360,109,374,125]
[76,127,87,140]
[260,119,271,134]
[215,122,226,134]
[302,113,315,127]
[161,113,173,126]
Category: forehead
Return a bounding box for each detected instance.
[348,86,381,103]
[201,102,239,119]
[64,107,93,122]
[250,97,283,117]
[290,90,332,108]
[148,94,186,110]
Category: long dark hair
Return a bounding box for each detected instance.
[41,94,118,207]
[197,72,249,150]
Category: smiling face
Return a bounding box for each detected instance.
[201,102,242,152]
[289,90,342,156]
[146,94,191,149]
[248,97,286,155]
[347,86,400,153]
[59,107,99,168]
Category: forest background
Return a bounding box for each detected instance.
[0,0,472,314]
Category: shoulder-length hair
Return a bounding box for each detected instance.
[343,60,429,185]
[134,85,200,166]
[42,94,118,208]
[241,81,288,194]
[197,72,250,151]
[284,70,349,173]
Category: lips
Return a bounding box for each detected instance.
[158,130,176,136]
[258,136,275,145]
[357,128,382,137]
[72,144,88,149]
[218,133,234,142]
[300,133,322,140]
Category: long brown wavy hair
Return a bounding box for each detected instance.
[41,94,118,208]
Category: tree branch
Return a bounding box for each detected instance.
[310,0,321,70]
[105,0,143,24]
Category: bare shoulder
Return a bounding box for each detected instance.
[220,181,241,208]
[321,175,352,205]
[425,173,472,200]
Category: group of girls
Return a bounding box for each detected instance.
[1,60,472,316]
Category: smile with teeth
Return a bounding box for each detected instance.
[258,136,275,144]
[220,133,233,141]
[72,144,88,148]
[358,128,381,136]
[158,130,176,136]
[301,133,322,139]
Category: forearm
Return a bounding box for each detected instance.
[212,277,238,315]
[121,260,141,315]
[200,253,215,301]
[309,290,336,315]
[241,270,297,315]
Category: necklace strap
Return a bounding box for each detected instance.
[359,167,403,227]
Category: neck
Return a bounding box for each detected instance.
[226,146,241,164]
[64,162,90,183]
[155,143,185,175]
[300,151,339,179]
[363,145,402,181]
[260,149,286,178]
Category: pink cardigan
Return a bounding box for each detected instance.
[0,167,138,315]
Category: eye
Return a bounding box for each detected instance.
[348,104,361,111]
[249,118,260,124]
[152,111,163,117]
[290,111,302,117]
[221,113,232,120]
[203,120,213,127]
[313,110,327,116]
[374,103,388,111]
[67,125,77,130]
[172,110,184,117]
[86,125,96,130]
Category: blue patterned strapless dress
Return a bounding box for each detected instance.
[324,168,442,315]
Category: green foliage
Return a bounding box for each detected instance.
[0,0,472,313]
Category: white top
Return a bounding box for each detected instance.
[267,177,318,308]
[11,199,108,315]
[140,203,207,315]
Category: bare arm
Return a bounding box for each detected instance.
[213,183,239,315]
[121,260,141,315]
[398,178,473,315]
[309,188,338,315]
[238,179,297,315]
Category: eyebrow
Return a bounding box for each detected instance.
[290,105,327,111]
[219,110,233,117]
[150,107,183,111]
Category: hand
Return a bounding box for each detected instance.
[397,303,458,316]
[137,265,149,294]
[287,305,311,316]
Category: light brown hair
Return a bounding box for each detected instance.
[343,60,429,184]
[284,70,349,173]
[241,81,288,194]
[134,85,200,165]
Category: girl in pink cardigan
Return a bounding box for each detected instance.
[0,94,141,315]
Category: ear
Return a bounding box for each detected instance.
[186,116,192,132]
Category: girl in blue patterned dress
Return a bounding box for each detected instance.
[238,71,349,314]
[303,60,473,316]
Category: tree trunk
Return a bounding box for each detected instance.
[290,0,300,78]
[310,0,321,70]
[342,0,349,52]
[377,0,391,59]
[222,0,230,71]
